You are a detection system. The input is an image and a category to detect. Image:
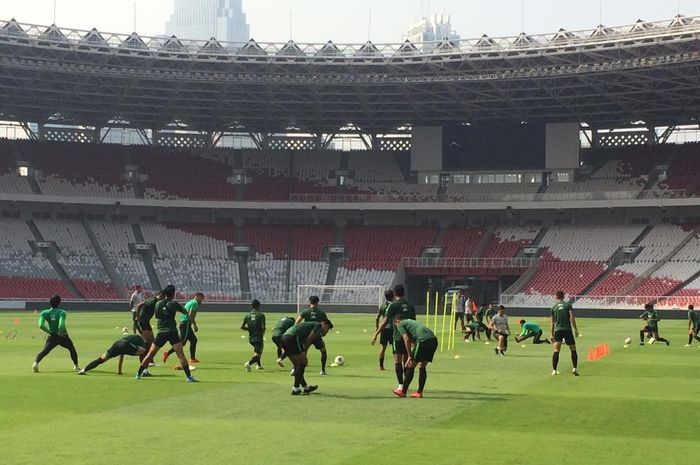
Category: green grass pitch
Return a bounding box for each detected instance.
[1,311,698,465]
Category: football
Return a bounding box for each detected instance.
[334,355,345,366]
[624,337,632,344]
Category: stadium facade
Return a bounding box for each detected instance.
[0,16,699,312]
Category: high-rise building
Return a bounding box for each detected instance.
[405,13,460,51]
[166,0,250,42]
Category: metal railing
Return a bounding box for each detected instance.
[404,257,535,269]
[500,294,698,310]
[290,189,689,204]
[1,17,698,59]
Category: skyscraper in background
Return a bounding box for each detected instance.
[405,13,460,51]
[166,0,249,42]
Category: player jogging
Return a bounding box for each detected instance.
[242,299,266,371]
[281,319,333,395]
[639,303,669,346]
[164,292,203,367]
[78,334,148,375]
[515,320,550,344]
[136,285,197,382]
[550,291,580,376]
[296,296,329,375]
[129,285,144,334]
[375,289,395,370]
[32,295,80,373]
[685,304,700,347]
[271,316,296,367]
[490,305,510,356]
[371,284,416,393]
[392,318,438,398]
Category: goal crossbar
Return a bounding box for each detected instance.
[296,284,385,314]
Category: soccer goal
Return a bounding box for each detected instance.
[296,284,385,314]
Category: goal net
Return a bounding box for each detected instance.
[296,284,385,314]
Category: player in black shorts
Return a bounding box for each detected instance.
[135,290,163,364]
[136,285,197,382]
[686,305,700,347]
[78,334,148,375]
[550,291,580,376]
[393,318,438,398]
[375,290,394,371]
[281,319,333,395]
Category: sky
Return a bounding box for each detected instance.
[1,0,698,43]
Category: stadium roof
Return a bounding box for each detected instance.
[0,16,699,133]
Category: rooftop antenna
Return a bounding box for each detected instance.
[368,8,371,41]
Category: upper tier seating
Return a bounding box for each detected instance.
[482,225,540,257]
[347,151,405,182]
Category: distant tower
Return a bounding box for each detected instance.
[166,0,250,42]
[405,13,460,51]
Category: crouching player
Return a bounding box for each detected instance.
[515,319,550,344]
[271,316,296,367]
[78,334,148,375]
[280,318,333,395]
[392,318,438,398]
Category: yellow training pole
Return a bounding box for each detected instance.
[433,292,439,333]
[450,292,458,350]
[425,291,430,325]
[440,292,448,352]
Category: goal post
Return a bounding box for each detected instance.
[296,284,385,314]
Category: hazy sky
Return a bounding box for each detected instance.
[1,0,698,43]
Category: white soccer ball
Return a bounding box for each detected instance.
[122,327,129,333]
[334,355,345,366]
[624,337,632,345]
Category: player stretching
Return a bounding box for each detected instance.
[129,285,144,334]
[639,303,670,346]
[296,296,329,375]
[271,316,296,367]
[281,319,333,395]
[515,319,550,344]
[489,305,510,356]
[78,334,148,375]
[685,305,700,347]
[371,284,416,393]
[550,291,580,376]
[136,285,197,382]
[392,318,438,398]
[242,299,266,371]
[164,292,203,367]
[32,295,80,373]
[375,289,395,370]
[135,290,163,366]
[475,304,490,341]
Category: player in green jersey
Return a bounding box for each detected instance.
[550,291,580,376]
[639,303,670,346]
[392,318,438,398]
[462,321,482,342]
[136,285,197,382]
[164,292,203,366]
[78,334,148,375]
[242,299,266,371]
[515,320,550,344]
[685,304,700,347]
[372,284,416,392]
[280,319,333,395]
[271,316,296,367]
[295,296,329,375]
[475,304,491,341]
[33,295,80,373]
[375,289,394,371]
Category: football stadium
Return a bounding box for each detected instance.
[1,2,700,464]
